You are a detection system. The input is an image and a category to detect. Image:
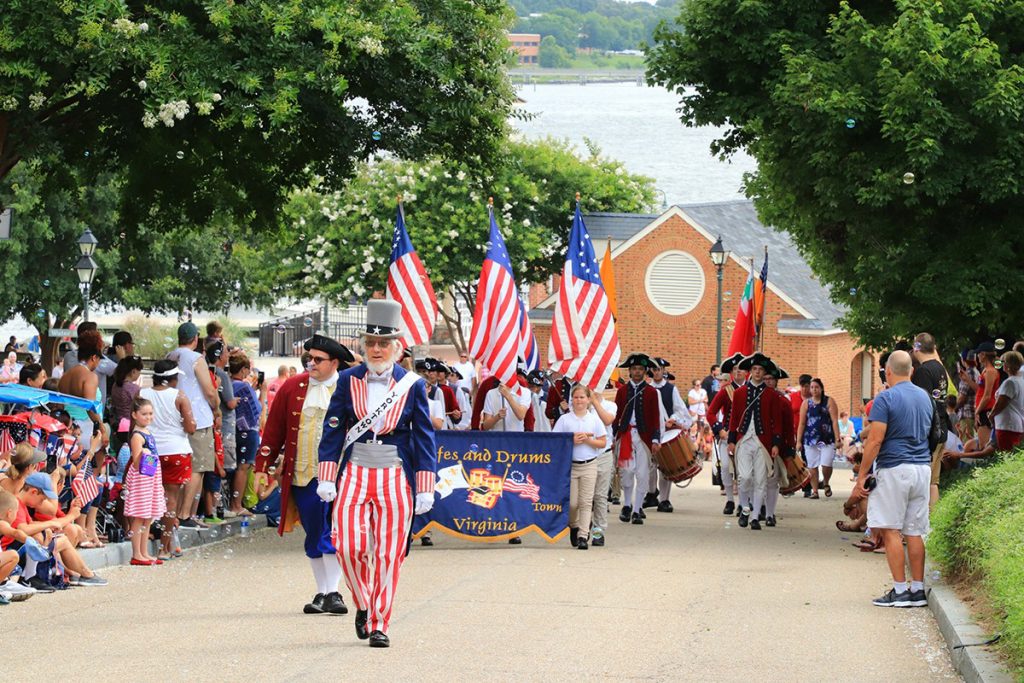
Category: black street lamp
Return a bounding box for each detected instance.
[76,230,99,322]
[709,236,730,364]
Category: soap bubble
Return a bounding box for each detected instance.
[994,360,1003,370]
[371,131,382,141]
[913,342,922,351]
[995,338,1006,351]
[849,287,857,296]
[484,241,493,250]
[164,337,174,344]
[327,416,340,429]
[931,570,941,581]
[303,317,314,327]
[845,118,856,128]
[931,389,942,399]
[42,279,50,287]
[36,309,46,318]
[210,528,219,538]
[469,443,479,452]
[902,172,915,185]
[176,150,185,160]
[223,550,233,559]
[298,234,306,241]
[275,324,287,334]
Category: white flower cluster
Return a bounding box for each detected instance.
[196,101,213,116]
[358,36,385,57]
[0,96,17,111]
[142,111,158,128]
[157,100,190,127]
[112,18,145,35]
[28,92,46,110]
[301,234,333,285]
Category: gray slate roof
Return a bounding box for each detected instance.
[535,200,844,329]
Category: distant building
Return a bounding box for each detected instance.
[527,201,878,416]
[508,33,541,65]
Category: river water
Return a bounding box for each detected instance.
[513,83,757,205]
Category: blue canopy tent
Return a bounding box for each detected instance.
[0,384,101,414]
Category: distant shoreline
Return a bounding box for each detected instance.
[508,68,647,85]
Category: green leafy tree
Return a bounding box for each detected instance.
[647,0,1024,348]
[539,36,573,68]
[275,139,655,350]
[0,1,517,228]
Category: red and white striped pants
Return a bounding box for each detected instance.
[333,462,413,635]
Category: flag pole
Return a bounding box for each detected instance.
[759,245,767,353]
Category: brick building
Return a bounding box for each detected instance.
[508,33,541,65]
[528,200,877,416]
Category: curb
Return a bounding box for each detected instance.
[80,515,270,572]
[927,566,1014,683]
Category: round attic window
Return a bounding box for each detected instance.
[644,250,706,315]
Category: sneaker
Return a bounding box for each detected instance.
[179,518,201,529]
[905,589,928,607]
[872,588,912,607]
[0,580,35,602]
[0,591,9,605]
[22,576,55,594]
[203,516,225,525]
[77,574,108,587]
[591,535,605,547]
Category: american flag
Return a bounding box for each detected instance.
[386,203,438,349]
[0,428,14,456]
[504,471,540,502]
[71,468,100,505]
[517,294,539,372]
[468,208,528,387]
[548,203,621,390]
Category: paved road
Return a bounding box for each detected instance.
[6,472,958,681]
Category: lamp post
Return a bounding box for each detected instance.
[653,188,668,209]
[75,229,99,322]
[0,207,12,240]
[709,236,729,364]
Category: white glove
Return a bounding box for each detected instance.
[316,480,337,503]
[414,492,434,515]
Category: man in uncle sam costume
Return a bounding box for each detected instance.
[316,299,437,648]
[255,333,356,617]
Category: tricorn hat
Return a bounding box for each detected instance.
[304,334,355,364]
[652,357,671,368]
[359,299,404,339]
[619,353,654,369]
[738,352,772,371]
[720,352,745,374]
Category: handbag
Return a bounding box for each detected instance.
[139,451,159,477]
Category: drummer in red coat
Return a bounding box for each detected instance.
[707,352,746,515]
[762,361,793,528]
[613,353,662,525]
[726,352,784,531]
[255,334,356,615]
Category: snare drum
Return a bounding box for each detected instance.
[778,453,812,495]
[654,429,702,483]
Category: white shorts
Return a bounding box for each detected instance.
[804,442,836,469]
[866,464,931,537]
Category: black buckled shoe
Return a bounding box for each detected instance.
[723,501,735,515]
[631,512,644,525]
[420,535,434,547]
[758,505,766,521]
[577,537,589,550]
[639,508,647,519]
[657,500,673,513]
[508,536,522,545]
[749,518,762,530]
[619,505,632,523]
[642,492,659,509]
[303,593,325,614]
[570,527,579,547]
[765,516,776,527]
[368,630,390,648]
[738,510,749,528]
[355,609,369,640]
[321,591,349,615]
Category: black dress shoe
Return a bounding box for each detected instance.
[642,492,659,509]
[420,535,434,546]
[758,506,766,522]
[508,536,522,545]
[631,512,643,525]
[738,511,749,528]
[639,508,646,519]
[303,593,325,614]
[591,535,605,547]
[355,610,369,640]
[368,630,390,648]
[736,505,743,517]
[749,518,762,530]
[765,516,776,527]
[321,591,349,615]
[609,495,621,505]
[619,505,632,523]
[723,501,735,515]
[577,537,589,550]
[569,527,579,547]
[657,500,673,513]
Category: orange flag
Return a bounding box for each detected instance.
[600,239,619,384]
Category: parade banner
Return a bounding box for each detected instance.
[413,431,573,543]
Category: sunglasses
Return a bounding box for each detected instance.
[307,355,332,365]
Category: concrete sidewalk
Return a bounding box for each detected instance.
[4,473,958,681]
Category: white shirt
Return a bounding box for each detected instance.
[428,397,445,428]
[553,410,606,462]
[482,385,530,432]
[365,366,394,434]
[995,374,1024,433]
[530,391,552,432]
[449,382,472,430]
[593,398,617,450]
[453,361,476,392]
[166,347,213,429]
[688,387,709,417]
[650,380,692,430]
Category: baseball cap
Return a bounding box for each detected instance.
[177,321,199,344]
[24,472,58,499]
[975,341,996,354]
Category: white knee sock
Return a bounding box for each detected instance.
[320,555,342,595]
[766,484,779,516]
[309,556,326,594]
[621,471,634,509]
[24,558,39,580]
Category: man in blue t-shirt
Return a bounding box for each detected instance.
[853,350,933,609]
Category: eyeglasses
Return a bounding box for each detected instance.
[364,340,392,349]
[308,355,331,365]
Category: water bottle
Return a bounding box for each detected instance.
[240,517,250,538]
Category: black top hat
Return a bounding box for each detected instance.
[720,352,745,374]
[619,353,654,369]
[304,334,355,363]
[738,352,772,371]
[652,357,671,368]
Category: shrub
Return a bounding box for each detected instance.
[929,451,1024,675]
